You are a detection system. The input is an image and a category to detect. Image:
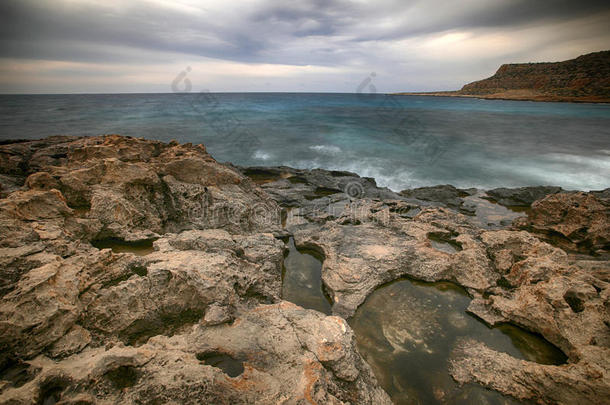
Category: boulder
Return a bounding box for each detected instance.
[485,186,562,207]
[514,191,610,254]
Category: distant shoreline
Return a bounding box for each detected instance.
[392,91,610,104]
[395,51,610,104]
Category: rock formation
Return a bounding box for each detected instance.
[1,135,608,404]
[0,136,390,404]
[514,190,610,255]
[245,164,610,404]
[397,50,610,103]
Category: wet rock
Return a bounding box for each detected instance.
[294,201,610,403]
[461,231,610,402]
[486,186,562,207]
[237,165,408,207]
[293,203,497,318]
[450,339,610,405]
[514,191,610,254]
[399,184,476,214]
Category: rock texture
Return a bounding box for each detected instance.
[1,136,609,405]
[0,136,389,404]
[485,186,563,208]
[1,302,391,405]
[514,190,610,255]
[399,185,476,215]
[248,167,610,404]
[292,204,610,404]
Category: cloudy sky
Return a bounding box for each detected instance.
[1,0,609,94]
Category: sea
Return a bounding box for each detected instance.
[1,93,609,191]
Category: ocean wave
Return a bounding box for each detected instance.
[309,145,342,155]
[275,150,610,192]
[483,153,610,191]
[253,150,272,161]
[281,156,421,192]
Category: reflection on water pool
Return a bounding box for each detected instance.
[282,237,332,315]
[349,279,566,404]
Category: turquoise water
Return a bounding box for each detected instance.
[1,93,609,190]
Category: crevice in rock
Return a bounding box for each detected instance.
[241,168,285,185]
[38,376,70,405]
[91,238,155,256]
[196,352,244,377]
[128,263,148,277]
[427,231,463,254]
[287,176,308,184]
[104,366,140,389]
[313,187,342,198]
[119,309,204,346]
[0,358,40,388]
[281,237,332,315]
[563,292,585,313]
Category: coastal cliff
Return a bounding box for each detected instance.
[0,135,609,404]
[398,50,610,102]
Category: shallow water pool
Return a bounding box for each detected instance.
[349,279,566,404]
[281,237,332,315]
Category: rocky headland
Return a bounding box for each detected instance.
[0,135,609,404]
[396,50,610,103]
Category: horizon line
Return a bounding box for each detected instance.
[0,91,445,96]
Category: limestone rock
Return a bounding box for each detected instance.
[450,339,610,405]
[485,185,562,207]
[0,303,391,405]
[2,136,609,404]
[399,184,476,214]
[0,136,390,404]
[515,191,610,254]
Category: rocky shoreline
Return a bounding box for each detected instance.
[391,91,610,103]
[395,51,610,103]
[0,135,608,404]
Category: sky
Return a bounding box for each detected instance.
[0,0,609,94]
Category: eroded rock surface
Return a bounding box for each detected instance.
[1,302,391,405]
[1,136,608,404]
[514,190,610,254]
[485,186,562,207]
[252,169,609,404]
[0,136,388,404]
[399,184,477,215]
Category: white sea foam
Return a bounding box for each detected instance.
[309,145,342,155]
[253,150,271,161]
[277,150,610,193]
[487,153,610,191]
[283,156,420,192]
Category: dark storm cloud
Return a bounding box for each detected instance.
[0,0,609,93]
[1,0,608,65]
[0,0,267,63]
[351,0,610,41]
